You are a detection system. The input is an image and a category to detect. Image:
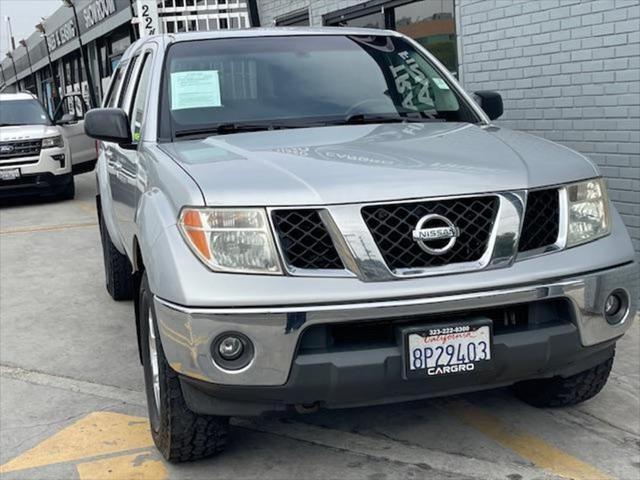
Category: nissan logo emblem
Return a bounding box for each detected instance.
[412,214,460,255]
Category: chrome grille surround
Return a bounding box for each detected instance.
[268,191,528,281]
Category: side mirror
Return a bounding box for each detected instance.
[57,113,77,125]
[85,108,132,145]
[474,91,503,120]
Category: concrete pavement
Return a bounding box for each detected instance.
[1,173,639,480]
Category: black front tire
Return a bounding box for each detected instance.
[59,178,75,200]
[513,353,614,407]
[98,204,134,300]
[139,274,229,463]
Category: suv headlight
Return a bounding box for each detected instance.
[179,208,282,274]
[566,178,611,247]
[42,135,64,149]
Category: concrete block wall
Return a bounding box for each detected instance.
[457,0,640,260]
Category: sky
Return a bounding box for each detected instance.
[0,0,60,58]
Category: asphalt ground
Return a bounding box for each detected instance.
[1,172,639,480]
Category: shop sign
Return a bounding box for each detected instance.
[47,20,77,52]
[83,0,118,30]
[136,0,159,37]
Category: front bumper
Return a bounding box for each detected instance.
[155,262,637,400]
[0,171,73,198]
[1,145,72,198]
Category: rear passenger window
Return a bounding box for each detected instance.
[106,66,125,108]
[129,54,153,143]
[118,55,141,109]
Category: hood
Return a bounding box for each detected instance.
[161,122,599,207]
[0,124,59,142]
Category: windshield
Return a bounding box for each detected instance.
[0,99,51,127]
[160,35,479,140]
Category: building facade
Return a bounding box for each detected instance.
[0,0,252,112]
[157,0,250,33]
[253,0,640,262]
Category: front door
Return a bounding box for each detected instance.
[108,51,154,255]
[55,93,97,173]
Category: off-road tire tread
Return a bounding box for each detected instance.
[98,206,134,300]
[155,356,229,462]
[140,274,229,463]
[513,354,614,407]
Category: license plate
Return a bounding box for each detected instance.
[0,168,20,181]
[404,321,492,378]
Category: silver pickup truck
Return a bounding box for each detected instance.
[85,28,638,463]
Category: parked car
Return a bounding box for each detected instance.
[53,92,98,175]
[0,92,96,200]
[85,29,638,463]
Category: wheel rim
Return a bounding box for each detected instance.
[148,311,161,421]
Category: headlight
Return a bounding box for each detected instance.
[179,208,282,274]
[42,135,64,149]
[566,178,611,247]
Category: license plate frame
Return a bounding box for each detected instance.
[0,168,21,181]
[402,318,493,379]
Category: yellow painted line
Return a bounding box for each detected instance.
[0,412,154,474]
[447,400,614,480]
[77,451,168,480]
[74,201,98,216]
[0,221,97,235]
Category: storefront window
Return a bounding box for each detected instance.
[324,1,458,74]
[394,0,457,73]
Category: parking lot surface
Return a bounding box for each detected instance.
[1,173,639,480]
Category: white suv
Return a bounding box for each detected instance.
[0,92,95,200]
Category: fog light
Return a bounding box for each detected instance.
[218,336,243,360]
[52,154,65,168]
[211,332,254,371]
[604,290,628,325]
[604,295,621,316]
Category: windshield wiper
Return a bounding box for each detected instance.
[339,113,445,126]
[175,122,319,139]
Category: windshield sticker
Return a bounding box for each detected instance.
[171,70,222,110]
[390,51,433,111]
[432,78,450,90]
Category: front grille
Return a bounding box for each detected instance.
[271,209,344,270]
[518,188,560,252]
[362,196,499,270]
[0,139,42,161]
